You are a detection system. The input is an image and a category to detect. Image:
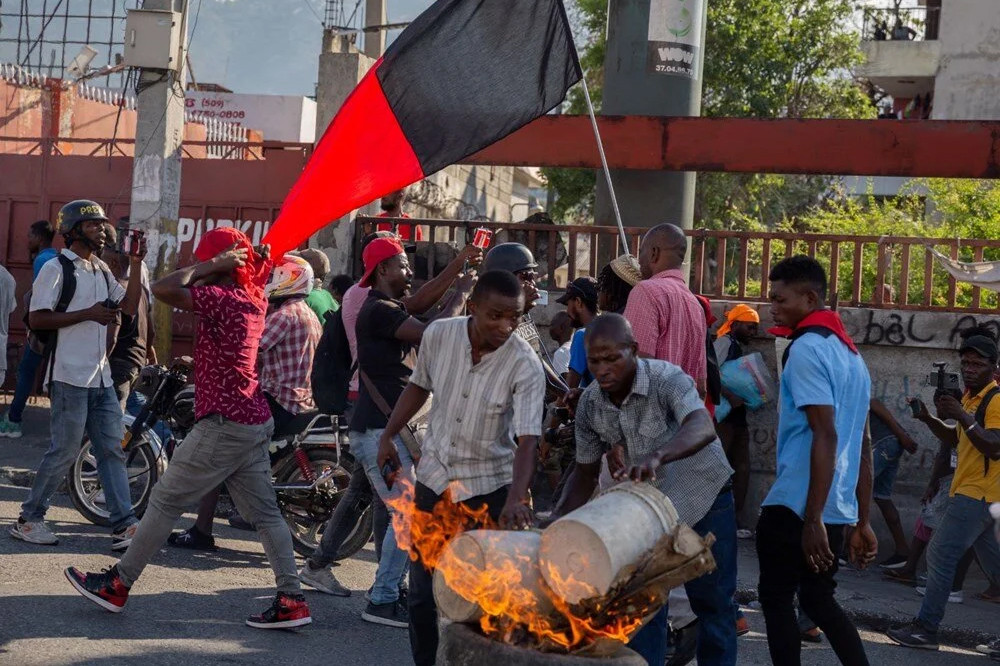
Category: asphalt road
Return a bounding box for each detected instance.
[0,483,987,665]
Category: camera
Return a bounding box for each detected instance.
[927,361,962,401]
[117,223,145,258]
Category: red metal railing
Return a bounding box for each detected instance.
[358,217,1000,314]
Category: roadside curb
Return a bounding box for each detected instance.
[736,587,996,650]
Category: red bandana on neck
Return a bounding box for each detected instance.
[768,310,857,353]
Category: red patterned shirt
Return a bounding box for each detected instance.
[259,298,323,414]
[623,269,707,387]
[190,284,271,425]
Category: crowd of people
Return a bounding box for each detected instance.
[0,195,998,665]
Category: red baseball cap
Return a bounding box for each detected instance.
[360,237,405,288]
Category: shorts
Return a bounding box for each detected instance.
[872,435,902,500]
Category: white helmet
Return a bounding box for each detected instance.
[266,254,314,300]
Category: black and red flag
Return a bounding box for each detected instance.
[265,0,581,255]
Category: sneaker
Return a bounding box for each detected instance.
[366,585,408,604]
[361,599,409,628]
[0,414,23,438]
[298,564,351,597]
[246,592,312,629]
[915,586,963,604]
[9,518,58,545]
[167,526,218,552]
[976,637,1000,657]
[886,621,939,650]
[879,554,909,570]
[665,620,699,666]
[111,523,138,552]
[64,565,130,613]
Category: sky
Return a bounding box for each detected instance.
[1,0,921,98]
[184,0,435,96]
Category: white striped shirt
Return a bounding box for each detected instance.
[411,316,545,501]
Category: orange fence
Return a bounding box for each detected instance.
[358,217,1000,314]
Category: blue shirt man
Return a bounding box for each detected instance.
[755,255,875,666]
[33,247,59,279]
[763,333,871,523]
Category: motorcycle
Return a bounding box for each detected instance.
[66,359,372,559]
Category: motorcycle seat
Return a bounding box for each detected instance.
[273,410,326,439]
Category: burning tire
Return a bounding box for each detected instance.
[436,623,646,665]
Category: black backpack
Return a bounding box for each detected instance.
[311,308,355,415]
[23,254,78,347]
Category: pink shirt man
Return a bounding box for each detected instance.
[341,282,370,395]
[623,268,707,390]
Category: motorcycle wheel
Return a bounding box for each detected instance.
[68,438,160,528]
[273,448,373,559]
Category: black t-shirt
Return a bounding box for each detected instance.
[350,290,416,431]
[110,286,150,371]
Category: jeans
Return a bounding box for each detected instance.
[7,345,42,423]
[350,428,415,604]
[756,505,869,666]
[918,493,1000,631]
[20,382,137,532]
[117,415,300,594]
[629,487,739,666]
[409,482,508,666]
[307,457,390,569]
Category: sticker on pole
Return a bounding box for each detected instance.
[647,0,704,78]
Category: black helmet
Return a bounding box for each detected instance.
[57,200,108,235]
[482,242,537,274]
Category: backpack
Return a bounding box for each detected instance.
[311,307,355,415]
[23,254,78,347]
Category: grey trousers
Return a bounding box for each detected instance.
[117,414,300,594]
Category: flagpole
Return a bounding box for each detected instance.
[579,74,630,255]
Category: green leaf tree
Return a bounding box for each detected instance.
[542,0,875,226]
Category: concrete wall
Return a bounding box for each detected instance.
[528,296,998,548]
[933,0,1000,120]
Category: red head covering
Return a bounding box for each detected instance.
[360,237,405,288]
[194,227,271,302]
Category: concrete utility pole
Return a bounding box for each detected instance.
[363,0,388,59]
[313,31,376,275]
[130,0,188,359]
[595,0,707,277]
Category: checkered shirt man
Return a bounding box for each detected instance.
[575,358,732,525]
[258,298,322,414]
[623,268,707,389]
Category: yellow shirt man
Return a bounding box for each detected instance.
[951,381,1000,503]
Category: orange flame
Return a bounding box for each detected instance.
[386,478,653,652]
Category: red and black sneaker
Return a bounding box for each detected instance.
[246,592,312,629]
[65,565,130,613]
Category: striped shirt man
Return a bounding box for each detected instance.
[410,316,545,501]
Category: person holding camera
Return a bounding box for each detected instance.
[10,201,144,550]
[100,222,156,411]
[888,330,1000,651]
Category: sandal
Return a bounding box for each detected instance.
[167,526,218,551]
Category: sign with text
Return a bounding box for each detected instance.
[647,0,705,78]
